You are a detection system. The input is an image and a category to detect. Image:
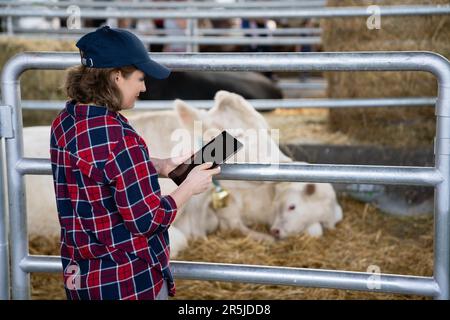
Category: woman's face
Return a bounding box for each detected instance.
[115,69,146,110]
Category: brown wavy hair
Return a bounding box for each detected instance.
[65,65,136,112]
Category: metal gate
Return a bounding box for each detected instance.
[1,51,449,300]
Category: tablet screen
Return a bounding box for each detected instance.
[168,130,243,185]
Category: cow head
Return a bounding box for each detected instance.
[270,182,321,239]
[173,90,291,165]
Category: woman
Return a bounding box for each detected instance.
[50,26,220,300]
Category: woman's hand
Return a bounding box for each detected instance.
[182,162,221,195]
[169,162,221,208]
[156,152,193,178]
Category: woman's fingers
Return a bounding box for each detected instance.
[197,162,214,170]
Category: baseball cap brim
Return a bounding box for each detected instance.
[135,59,171,79]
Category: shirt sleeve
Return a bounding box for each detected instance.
[103,135,177,238]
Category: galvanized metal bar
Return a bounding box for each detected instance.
[15,158,443,187]
[218,163,443,187]
[10,33,322,46]
[20,97,437,111]
[156,52,450,75]
[1,5,449,19]
[2,51,450,300]
[15,158,50,175]
[9,27,323,36]
[147,35,320,46]
[0,105,12,299]
[435,132,450,300]
[6,16,12,36]
[20,255,62,274]
[434,84,450,298]
[5,51,449,74]
[277,80,327,90]
[172,261,440,297]
[0,0,327,9]
[0,137,10,300]
[19,255,440,297]
[186,13,199,53]
[2,56,29,300]
[197,27,323,36]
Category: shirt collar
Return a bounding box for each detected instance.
[65,100,129,123]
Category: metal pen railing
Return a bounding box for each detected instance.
[1,5,449,19]
[0,0,327,9]
[19,97,437,112]
[8,33,321,46]
[2,5,448,51]
[1,51,449,300]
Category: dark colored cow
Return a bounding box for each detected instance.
[139,71,283,100]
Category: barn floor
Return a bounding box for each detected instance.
[30,195,433,300]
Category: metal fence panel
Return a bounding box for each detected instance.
[1,5,450,19]
[1,51,450,300]
[19,97,437,111]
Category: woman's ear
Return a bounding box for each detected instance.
[113,71,122,85]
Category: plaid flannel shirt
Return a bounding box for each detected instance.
[50,100,177,300]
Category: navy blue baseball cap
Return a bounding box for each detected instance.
[76,26,170,79]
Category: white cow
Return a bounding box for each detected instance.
[169,180,343,241]
[271,182,343,239]
[23,91,343,258]
[171,91,343,241]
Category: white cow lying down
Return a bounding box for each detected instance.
[169,92,343,241]
[23,91,343,258]
[169,179,343,242]
[271,182,343,239]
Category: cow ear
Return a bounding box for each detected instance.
[214,91,268,127]
[174,99,202,128]
[214,90,231,104]
[213,90,237,113]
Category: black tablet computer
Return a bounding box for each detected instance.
[168,130,243,186]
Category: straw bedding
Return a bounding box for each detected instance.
[30,196,433,300]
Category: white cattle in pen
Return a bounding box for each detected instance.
[22,91,343,259]
[270,182,343,239]
[169,91,343,240]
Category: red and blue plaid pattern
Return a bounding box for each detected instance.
[50,100,177,300]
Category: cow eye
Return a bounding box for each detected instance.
[288,204,296,211]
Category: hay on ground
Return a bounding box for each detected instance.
[30,196,433,300]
